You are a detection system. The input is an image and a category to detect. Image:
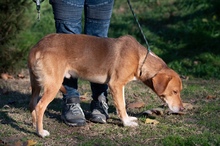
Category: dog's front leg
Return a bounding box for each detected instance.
[109,83,138,127]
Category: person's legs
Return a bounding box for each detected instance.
[84,0,114,123]
[50,0,84,34]
[84,0,113,37]
[50,0,86,126]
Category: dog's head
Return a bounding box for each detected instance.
[144,68,184,113]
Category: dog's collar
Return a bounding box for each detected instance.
[139,49,151,76]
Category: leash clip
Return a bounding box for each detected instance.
[33,0,44,20]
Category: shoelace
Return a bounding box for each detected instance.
[100,100,109,116]
[69,103,83,115]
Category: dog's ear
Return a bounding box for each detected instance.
[152,73,172,96]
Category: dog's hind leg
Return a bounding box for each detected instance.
[29,71,41,128]
[35,82,61,138]
[33,67,64,137]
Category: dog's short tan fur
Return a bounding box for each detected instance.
[28,34,184,137]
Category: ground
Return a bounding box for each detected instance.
[0,69,219,146]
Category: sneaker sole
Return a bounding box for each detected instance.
[90,117,106,124]
[61,116,86,127]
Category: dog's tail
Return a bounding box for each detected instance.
[28,46,45,88]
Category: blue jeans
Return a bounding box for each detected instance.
[50,0,114,100]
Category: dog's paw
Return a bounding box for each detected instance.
[123,116,138,127]
[38,129,50,138]
[129,116,138,121]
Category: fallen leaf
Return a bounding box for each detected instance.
[17,73,25,79]
[142,108,164,116]
[143,106,187,116]
[183,103,194,110]
[1,73,8,80]
[127,101,145,109]
[24,139,37,146]
[1,73,14,80]
[206,95,216,100]
[145,118,159,125]
[151,108,164,115]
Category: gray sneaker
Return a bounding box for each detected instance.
[90,93,109,124]
[61,97,86,126]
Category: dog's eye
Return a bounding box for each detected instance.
[173,90,178,95]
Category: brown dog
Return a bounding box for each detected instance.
[28,34,184,137]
